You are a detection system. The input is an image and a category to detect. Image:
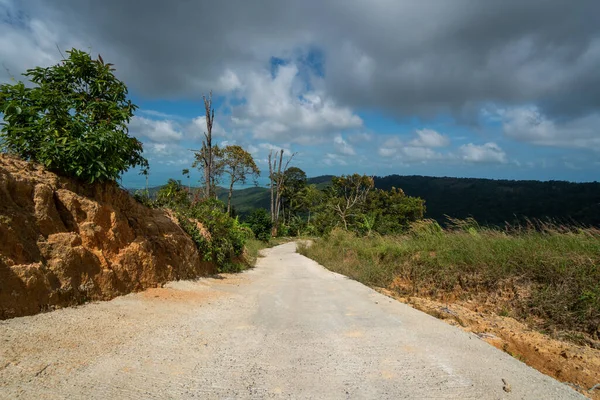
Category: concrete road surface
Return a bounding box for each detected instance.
[0,242,583,399]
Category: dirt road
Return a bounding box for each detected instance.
[0,242,584,399]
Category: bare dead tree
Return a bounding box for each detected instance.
[269,151,275,223]
[274,149,284,228]
[203,93,215,198]
[191,92,218,199]
[268,149,296,236]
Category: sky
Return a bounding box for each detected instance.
[1,0,599,188]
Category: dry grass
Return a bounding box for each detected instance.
[298,220,600,340]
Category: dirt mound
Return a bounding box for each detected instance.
[0,155,214,319]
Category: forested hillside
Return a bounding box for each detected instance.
[374,175,600,226]
[187,175,600,226]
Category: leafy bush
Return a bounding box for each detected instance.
[307,180,425,236]
[133,189,155,208]
[156,179,190,209]
[179,199,248,272]
[276,223,290,237]
[287,215,306,237]
[246,208,272,242]
[0,49,147,183]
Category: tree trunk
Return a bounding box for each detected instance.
[203,93,214,199]
[274,149,284,226]
[269,152,274,221]
[227,179,234,216]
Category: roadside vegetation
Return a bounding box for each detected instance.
[0,49,265,273]
[2,48,598,343]
[299,220,600,341]
[0,49,147,183]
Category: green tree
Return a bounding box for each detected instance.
[281,166,307,221]
[218,145,260,215]
[182,168,191,192]
[156,179,190,208]
[246,208,272,242]
[0,49,147,183]
[364,187,425,234]
[328,174,375,230]
[300,184,324,224]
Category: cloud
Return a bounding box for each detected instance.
[333,134,356,155]
[229,63,362,143]
[378,137,403,157]
[378,136,445,162]
[379,134,507,165]
[408,129,450,148]
[187,116,228,140]
[8,0,597,124]
[323,153,348,166]
[257,142,293,156]
[499,106,600,151]
[128,116,183,142]
[3,0,599,182]
[217,69,243,92]
[0,2,86,83]
[138,109,185,120]
[348,132,373,144]
[458,143,507,164]
[143,142,191,166]
[378,129,449,159]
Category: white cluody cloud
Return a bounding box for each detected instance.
[458,142,507,164]
[333,134,356,155]
[408,129,450,148]
[499,106,600,151]
[128,116,183,142]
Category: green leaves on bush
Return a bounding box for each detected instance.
[177,199,248,272]
[0,49,147,183]
[156,179,190,208]
[246,208,272,242]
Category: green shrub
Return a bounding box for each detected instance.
[0,49,147,183]
[133,189,155,208]
[246,208,272,242]
[178,199,248,272]
[287,215,306,237]
[156,179,190,209]
[238,224,256,241]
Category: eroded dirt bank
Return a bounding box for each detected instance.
[0,155,213,319]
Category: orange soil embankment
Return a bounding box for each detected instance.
[0,155,214,319]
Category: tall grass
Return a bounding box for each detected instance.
[244,238,269,266]
[298,220,600,338]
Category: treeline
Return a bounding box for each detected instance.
[241,172,425,238]
[374,175,600,227]
[207,173,600,229]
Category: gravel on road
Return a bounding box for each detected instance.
[0,242,584,399]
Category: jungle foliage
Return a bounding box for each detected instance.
[0,49,147,183]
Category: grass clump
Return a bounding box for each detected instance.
[298,220,600,339]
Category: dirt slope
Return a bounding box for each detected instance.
[0,155,213,319]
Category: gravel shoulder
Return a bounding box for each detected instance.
[0,242,584,399]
